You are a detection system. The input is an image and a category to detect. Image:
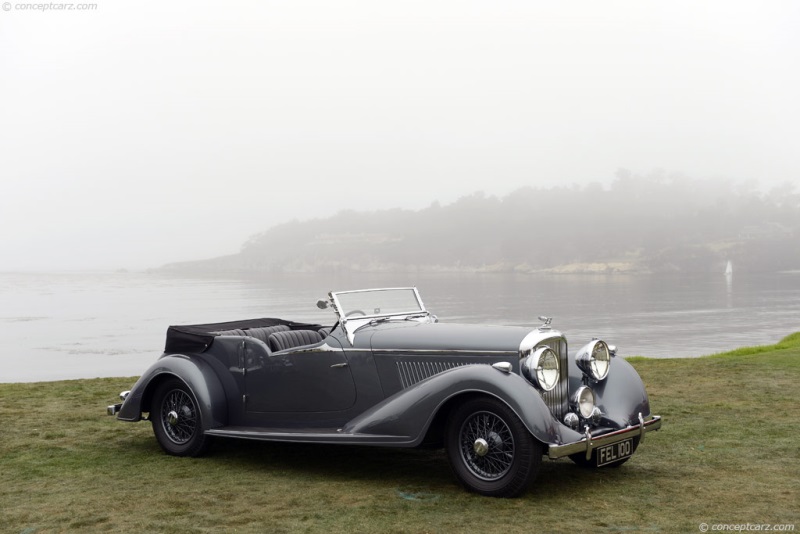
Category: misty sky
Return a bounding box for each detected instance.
[1,1,798,271]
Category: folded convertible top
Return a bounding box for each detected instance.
[165,318,322,353]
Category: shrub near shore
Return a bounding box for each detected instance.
[1,335,798,533]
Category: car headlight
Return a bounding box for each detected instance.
[521,347,560,392]
[576,339,611,381]
[573,386,595,418]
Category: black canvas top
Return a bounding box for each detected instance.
[165,318,323,353]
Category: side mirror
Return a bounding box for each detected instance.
[316,299,329,310]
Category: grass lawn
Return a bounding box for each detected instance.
[1,334,799,533]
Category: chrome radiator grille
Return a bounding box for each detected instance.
[396,360,470,389]
[535,337,569,421]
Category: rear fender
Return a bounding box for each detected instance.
[117,354,228,430]
[342,364,582,446]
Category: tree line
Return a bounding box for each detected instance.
[163,170,800,274]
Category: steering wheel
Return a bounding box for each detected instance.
[345,309,367,318]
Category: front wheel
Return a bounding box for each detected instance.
[151,378,212,457]
[445,397,542,497]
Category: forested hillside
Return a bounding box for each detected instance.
[162,172,800,274]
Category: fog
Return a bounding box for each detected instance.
[1,1,798,271]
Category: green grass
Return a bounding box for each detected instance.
[2,335,799,533]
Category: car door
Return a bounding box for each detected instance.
[243,336,357,413]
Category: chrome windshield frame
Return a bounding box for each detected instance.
[329,287,429,345]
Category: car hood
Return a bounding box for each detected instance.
[366,321,534,353]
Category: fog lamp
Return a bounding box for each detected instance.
[573,386,595,418]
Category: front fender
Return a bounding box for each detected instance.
[591,356,653,428]
[342,364,582,446]
[117,354,228,430]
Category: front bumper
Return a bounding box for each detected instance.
[547,413,662,460]
[106,390,130,417]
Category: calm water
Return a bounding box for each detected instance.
[1,271,799,382]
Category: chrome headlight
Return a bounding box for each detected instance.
[521,347,560,392]
[573,386,595,418]
[576,339,611,381]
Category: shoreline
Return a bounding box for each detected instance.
[4,333,795,386]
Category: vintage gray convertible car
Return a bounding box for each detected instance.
[108,287,661,497]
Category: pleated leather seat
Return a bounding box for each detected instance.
[244,325,290,343]
[268,329,324,352]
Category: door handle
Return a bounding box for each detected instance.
[330,362,349,368]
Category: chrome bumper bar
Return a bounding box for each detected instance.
[547,413,662,460]
[106,391,130,416]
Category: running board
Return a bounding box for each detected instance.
[205,426,413,446]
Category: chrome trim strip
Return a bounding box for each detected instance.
[282,342,344,354]
[354,348,517,355]
[547,415,662,459]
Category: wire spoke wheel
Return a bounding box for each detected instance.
[458,411,514,480]
[446,397,542,497]
[161,389,198,444]
[151,378,212,457]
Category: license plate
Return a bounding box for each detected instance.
[596,438,633,466]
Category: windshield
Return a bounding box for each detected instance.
[332,288,425,320]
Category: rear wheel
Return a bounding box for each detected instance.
[445,397,542,497]
[151,378,212,457]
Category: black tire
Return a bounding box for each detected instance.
[569,436,639,468]
[151,378,212,457]
[445,397,542,497]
